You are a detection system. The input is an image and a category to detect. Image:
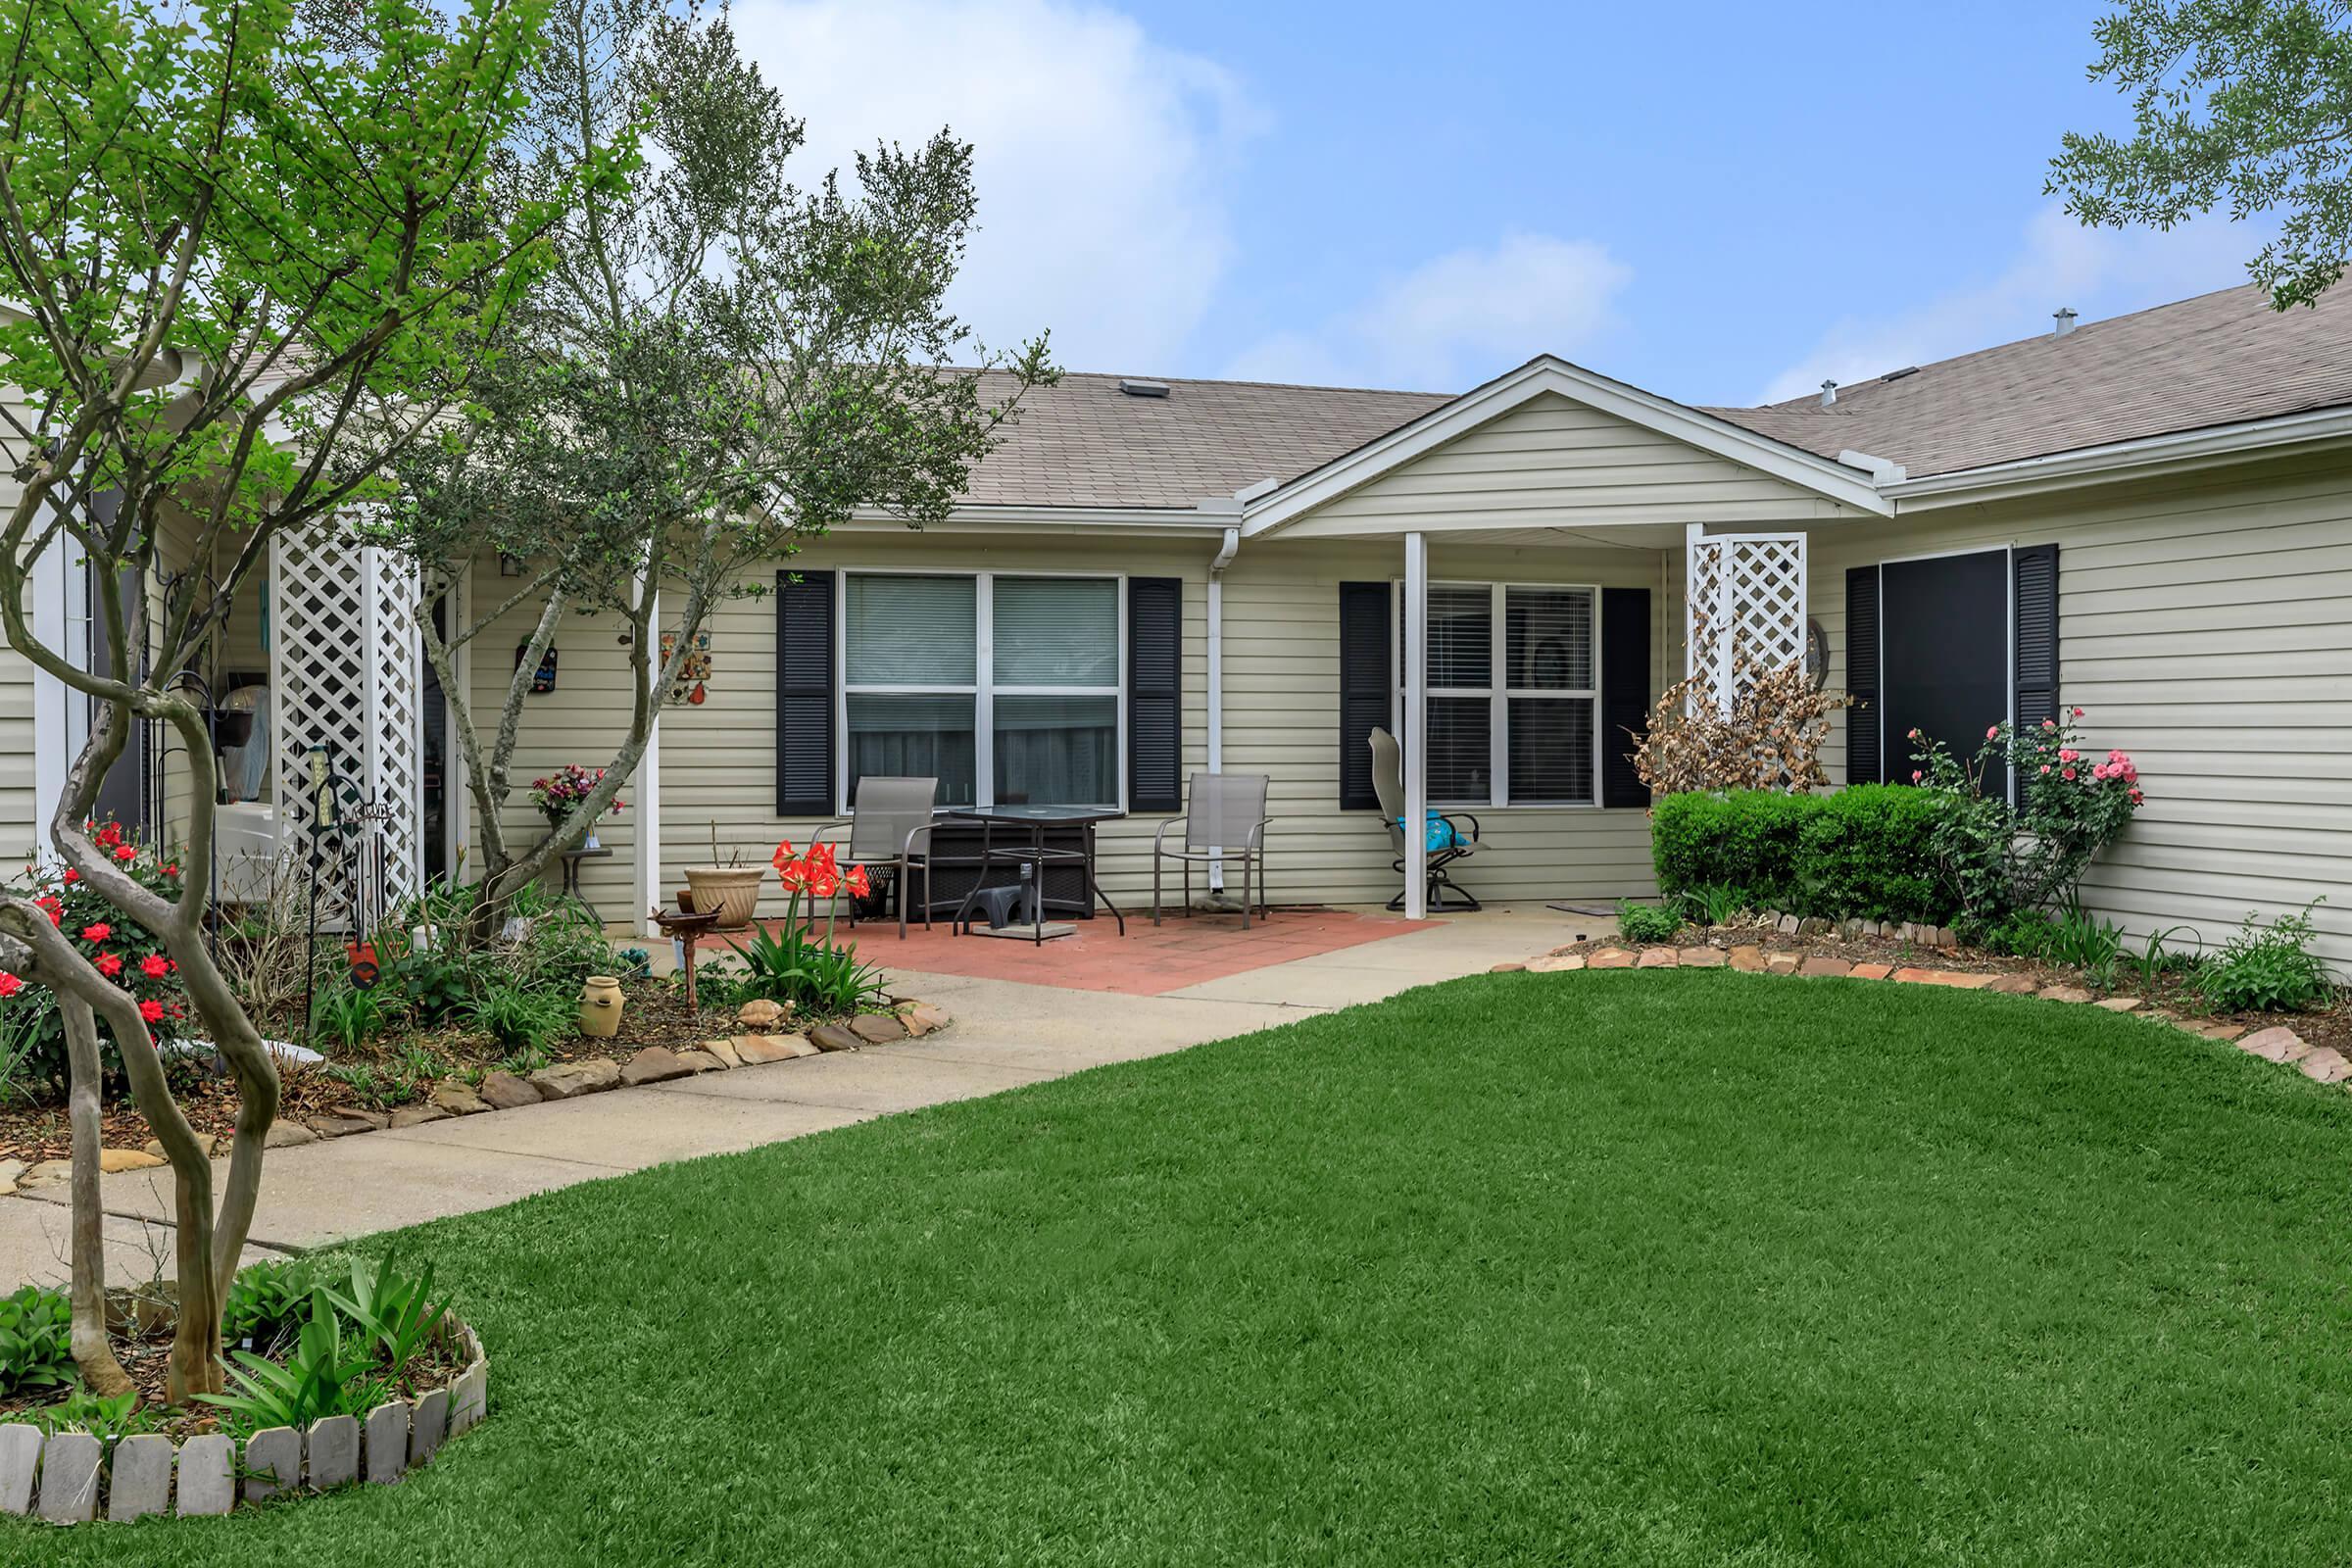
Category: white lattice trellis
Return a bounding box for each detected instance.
[1686,527,1807,706]
[270,524,423,925]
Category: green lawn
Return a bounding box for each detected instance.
[24,970,2352,1565]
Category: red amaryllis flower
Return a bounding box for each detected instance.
[845,864,872,899]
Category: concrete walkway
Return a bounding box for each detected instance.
[1,905,1604,1288]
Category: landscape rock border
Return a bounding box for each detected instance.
[0,1315,489,1525]
[4,999,954,1196]
[1494,944,2345,1089]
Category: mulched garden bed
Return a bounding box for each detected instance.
[1514,915,2352,1057]
[0,1292,471,1443]
[0,972,848,1163]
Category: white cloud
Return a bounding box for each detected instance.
[1223,232,1634,391]
[1755,206,2267,405]
[727,0,1254,372]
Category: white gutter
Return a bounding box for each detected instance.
[1881,405,2352,505]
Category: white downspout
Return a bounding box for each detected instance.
[632,572,662,938]
[1204,524,1238,893]
[1402,529,1428,920]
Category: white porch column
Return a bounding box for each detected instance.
[1402,530,1428,920]
[632,575,662,937]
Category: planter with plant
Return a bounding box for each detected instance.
[527,764,626,850]
[683,822,768,930]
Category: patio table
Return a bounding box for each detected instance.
[942,805,1126,944]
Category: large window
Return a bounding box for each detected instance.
[841,571,1122,811]
[1397,581,1599,806]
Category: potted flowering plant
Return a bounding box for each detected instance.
[527,764,627,850]
[0,819,192,1091]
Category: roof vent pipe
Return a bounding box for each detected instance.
[2053,308,2078,337]
[1119,377,1170,398]
[1819,379,1838,408]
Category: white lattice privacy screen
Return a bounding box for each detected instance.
[1686,528,1807,706]
[270,523,423,922]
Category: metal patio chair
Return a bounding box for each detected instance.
[1152,771,1272,928]
[1369,727,1481,911]
[811,775,938,938]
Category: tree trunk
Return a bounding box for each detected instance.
[59,992,133,1397]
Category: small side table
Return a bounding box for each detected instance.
[557,846,612,904]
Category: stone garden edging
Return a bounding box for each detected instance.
[0,1315,489,1525]
[1491,943,2345,1088]
[0,998,956,1197]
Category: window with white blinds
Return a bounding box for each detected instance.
[841,571,1121,812]
[1396,580,1600,806]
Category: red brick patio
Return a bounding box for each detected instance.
[698,906,1435,997]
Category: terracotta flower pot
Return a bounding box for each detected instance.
[683,866,764,930]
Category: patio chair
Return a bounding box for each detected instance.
[1369,727,1481,911]
[810,776,938,938]
[1152,771,1272,928]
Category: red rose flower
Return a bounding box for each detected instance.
[140,954,172,979]
[60,867,77,883]
[137,998,165,1024]
[0,973,21,999]
[114,844,136,861]
[80,922,111,943]
[95,953,122,978]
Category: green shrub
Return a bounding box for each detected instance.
[2198,903,2334,1012]
[0,1284,74,1396]
[312,986,388,1053]
[1652,787,1955,924]
[1650,791,1812,909]
[1793,785,1944,922]
[1615,901,1682,945]
[1675,882,1755,928]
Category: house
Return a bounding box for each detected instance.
[7,281,2351,960]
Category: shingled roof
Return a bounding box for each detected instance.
[960,369,1450,509]
[957,282,2352,510]
[1701,282,2352,479]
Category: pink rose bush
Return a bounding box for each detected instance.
[1907,710,2145,921]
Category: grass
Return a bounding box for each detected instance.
[24,970,2352,1564]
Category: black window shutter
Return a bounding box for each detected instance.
[774,570,835,816]
[1845,564,1882,785]
[2013,544,2060,736]
[1599,586,1651,808]
[1338,582,1391,809]
[1127,576,1183,814]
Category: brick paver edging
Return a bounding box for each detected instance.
[1489,947,2344,1089]
[0,1316,488,1525]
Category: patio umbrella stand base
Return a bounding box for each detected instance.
[969,921,1077,942]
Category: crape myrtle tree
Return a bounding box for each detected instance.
[0,0,595,1400]
[2051,0,2352,307]
[392,0,1054,939]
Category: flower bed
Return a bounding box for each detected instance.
[0,1306,488,1524]
[1495,911,2352,1064]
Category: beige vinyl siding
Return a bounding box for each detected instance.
[475,532,1212,919]
[1221,538,1666,907]
[1284,391,1856,536]
[0,589,32,862]
[483,528,1674,918]
[1805,451,2352,963]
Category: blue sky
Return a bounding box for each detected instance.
[732,0,2271,406]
